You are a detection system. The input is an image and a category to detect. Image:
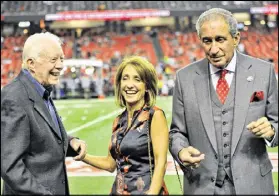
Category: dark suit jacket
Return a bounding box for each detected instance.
[1,70,78,195]
[169,52,278,194]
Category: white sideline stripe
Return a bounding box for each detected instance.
[68,109,123,134]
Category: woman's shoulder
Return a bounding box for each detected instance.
[151,105,165,113]
[150,106,166,118]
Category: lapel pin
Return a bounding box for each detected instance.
[247,76,253,82]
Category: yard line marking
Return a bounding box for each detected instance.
[56,104,106,109]
[68,109,123,135]
[54,98,115,104]
[54,96,173,106]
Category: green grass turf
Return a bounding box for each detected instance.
[267,146,278,153]
[273,172,278,192]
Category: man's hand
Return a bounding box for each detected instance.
[178,146,205,168]
[247,117,275,140]
[70,138,87,161]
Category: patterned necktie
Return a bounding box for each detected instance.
[216,69,229,104]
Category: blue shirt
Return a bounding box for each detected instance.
[23,69,61,138]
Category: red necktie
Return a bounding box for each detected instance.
[216,69,229,104]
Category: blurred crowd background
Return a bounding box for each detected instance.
[1,1,278,99]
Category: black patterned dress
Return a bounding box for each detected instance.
[109,105,169,195]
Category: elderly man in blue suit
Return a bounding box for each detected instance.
[1,32,87,195]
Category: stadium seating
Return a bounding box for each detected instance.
[1,28,278,89]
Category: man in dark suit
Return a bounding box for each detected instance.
[1,32,87,195]
[169,8,278,194]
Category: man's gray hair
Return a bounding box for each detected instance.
[22,32,63,69]
[196,8,239,38]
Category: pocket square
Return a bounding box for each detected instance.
[250,91,264,102]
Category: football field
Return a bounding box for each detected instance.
[1,97,278,194]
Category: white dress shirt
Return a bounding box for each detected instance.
[209,50,236,89]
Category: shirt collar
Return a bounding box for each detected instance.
[209,50,237,75]
[23,69,48,99]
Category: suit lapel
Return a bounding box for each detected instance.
[33,102,62,140]
[19,71,62,140]
[194,59,218,154]
[51,99,68,152]
[231,53,255,157]
[57,114,68,153]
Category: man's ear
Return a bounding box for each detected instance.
[234,32,241,47]
[27,58,35,72]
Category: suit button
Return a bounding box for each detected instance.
[224,155,228,159]
[58,140,62,144]
[223,133,227,137]
[214,154,218,159]
[224,144,228,148]
[223,122,227,125]
[222,110,227,114]
[211,177,215,182]
[62,180,65,184]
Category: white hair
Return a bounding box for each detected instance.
[196,8,239,38]
[22,32,63,69]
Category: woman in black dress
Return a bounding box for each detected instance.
[82,56,169,195]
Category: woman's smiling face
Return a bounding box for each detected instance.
[120,64,146,108]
